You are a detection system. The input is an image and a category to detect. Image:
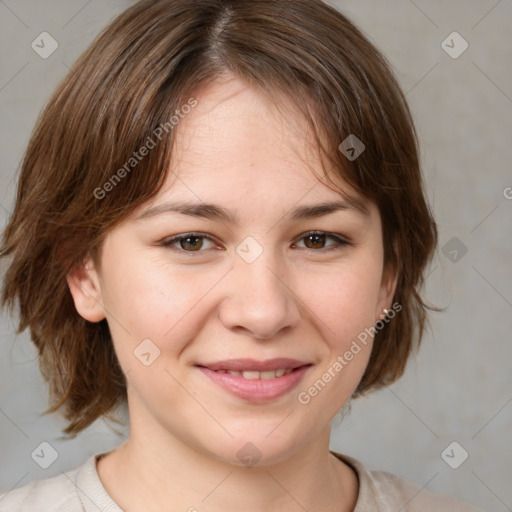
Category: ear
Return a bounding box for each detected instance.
[66,256,106,322]
[375,240,399,321]
[375,266,398,321]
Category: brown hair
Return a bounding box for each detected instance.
[1,0,438,437]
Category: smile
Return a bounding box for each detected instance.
[196,360,312,402]
[211,368,294,379]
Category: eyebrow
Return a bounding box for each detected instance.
[135,198,369,224]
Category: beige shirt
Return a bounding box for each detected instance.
[0,450,483,511]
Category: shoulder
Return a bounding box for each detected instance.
[330,450,484,512]
[0,455,97,512]
[0,471,80,512]
[367,467,483,511]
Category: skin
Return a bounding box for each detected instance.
[67,75,398,512]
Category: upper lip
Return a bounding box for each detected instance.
[197,358,310,372]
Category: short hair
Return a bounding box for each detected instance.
[1,0,438,437]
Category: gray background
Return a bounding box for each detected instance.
[0,1,511,511]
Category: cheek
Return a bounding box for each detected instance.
[296,259,383,346]
[292,265,381,413]
[100,256,225,358]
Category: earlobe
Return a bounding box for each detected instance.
[66,257,106,322]
[376,241,400,321]
[376,268,399,322]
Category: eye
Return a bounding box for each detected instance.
[160,233,219,253]
[293,231,350,252]
[159,230,350,256]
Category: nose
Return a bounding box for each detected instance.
[217,249,301,340]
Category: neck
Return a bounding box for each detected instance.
[97,398,358,512]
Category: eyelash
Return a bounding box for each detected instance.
[160,231,350,256]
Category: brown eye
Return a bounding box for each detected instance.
[294,231,349,252]
[179,235,204,251]
[161,233,217,253]
[303,233,327,249]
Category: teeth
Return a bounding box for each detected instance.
[242,371,260,380]
[217,368,294,379]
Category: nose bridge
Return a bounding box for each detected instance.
[241,251,282,299]
[218,238,300,339]
[236,241,287,306]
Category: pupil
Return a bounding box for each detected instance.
[306,234,325,249]
[183,236,202,250]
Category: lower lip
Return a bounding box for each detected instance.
[197,366,311,402]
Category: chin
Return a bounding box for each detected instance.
[196,426,310,469]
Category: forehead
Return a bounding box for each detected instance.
[172,78,318,181]
[154,78,371,212]
[126,76,380,229]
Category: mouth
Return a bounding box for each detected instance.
[208,368,296,379]
[195,358,312,402]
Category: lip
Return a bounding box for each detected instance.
[197,358,308,372]
[196,359,312,403]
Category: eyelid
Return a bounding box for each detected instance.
[159,230,351,255]
[160,232,221,255]
[291,230,350,248]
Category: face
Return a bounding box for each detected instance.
[68,76,397,467]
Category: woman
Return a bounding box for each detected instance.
[0,0,482,510]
